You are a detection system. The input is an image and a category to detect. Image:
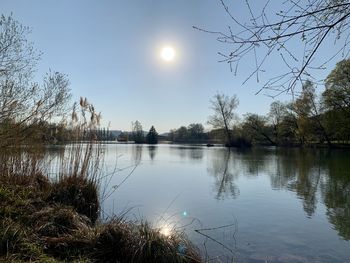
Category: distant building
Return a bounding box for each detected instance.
[117,132,129,142]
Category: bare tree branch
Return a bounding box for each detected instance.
[195,0,350,96]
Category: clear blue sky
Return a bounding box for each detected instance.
[1,0,341,132]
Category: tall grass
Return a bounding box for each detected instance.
[0,99,201,263]
[0,143,202,262]
[0,98,203,262]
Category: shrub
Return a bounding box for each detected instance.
[47,175,99,223]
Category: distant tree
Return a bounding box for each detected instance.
[168,124,208,143]
[243,114,275,145]
[131,120,144,143]
[278,108,299,145]
[208,93,239,146]
[146,125,158,144]
[188,123,205,141]
[168,129,177,142]
[175,126,189,142]
[269,101,288,144]
[291,80,331,145]
[197,1,350,96]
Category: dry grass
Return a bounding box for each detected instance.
[0,143,203,262]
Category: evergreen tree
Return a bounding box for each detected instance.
[146,126,158,144]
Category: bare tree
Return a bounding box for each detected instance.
[208,93,239,144]
[0,14,71,146]
[195,0,350,97]
[131,120,144,143]
[0,14,39,77]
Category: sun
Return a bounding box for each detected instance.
[161,46,175,62]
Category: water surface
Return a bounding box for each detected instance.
[88,144,349,262]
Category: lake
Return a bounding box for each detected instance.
[59,144,350,263]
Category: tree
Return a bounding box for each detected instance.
[196,0,350,96]
[289,80,331,145]
[0,14,39,78]
[174,126,188,142]
[323,59,350,115]
[188,123,205,141]
[0,15,71,147]
[131,120,144,143]
[269,101,288,144]
[322,59,350,141]
[243,114,275,145]
[208,93,239,145]
[146,125,158,144]
[277,106,299,145]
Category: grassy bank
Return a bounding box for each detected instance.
[0,147,201,263]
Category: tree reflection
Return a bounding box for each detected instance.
[188,147,204,160]
[147,145,157,161]
[320,150,350,240]
[131,145,143,164]
[173,146,204,161]
[208,146,350,240]
[258,149,322,217]
[238,148,271,177]
[208,149,240,199]
[269,148,350,239]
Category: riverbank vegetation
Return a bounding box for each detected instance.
[0,144,201,262]
[166,60,350,148]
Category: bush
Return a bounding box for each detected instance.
[47,175,99,223]
[93,220,201,263]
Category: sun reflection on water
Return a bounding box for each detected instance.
[159,225,172,237]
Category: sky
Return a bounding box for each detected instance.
[1,0,343,133]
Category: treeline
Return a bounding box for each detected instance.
[189,59,350,148]
[168,123,209,143]
[240,58,350,147]
[118,121,158,144]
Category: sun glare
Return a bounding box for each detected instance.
[161,46,175,62]
[160,226,172,237]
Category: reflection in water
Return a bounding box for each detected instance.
[131,145,143,164]
[44,144,350,261]
[189,147,203,160]
[253,148,350,240]
[206,147,350,241]
[147,145,157,161]
[271,149,323,217]
[208,149,240,199]
[320,151,350,240]
[173,146,204,161]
